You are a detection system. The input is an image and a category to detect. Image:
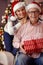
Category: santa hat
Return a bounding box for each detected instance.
[26,2,41,12]
[10,0,19,3]
[13,2,25,13]
[11,1,19,16]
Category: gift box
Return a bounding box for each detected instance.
[23,38,43,54]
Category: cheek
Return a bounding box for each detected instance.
[35,12,40,17]
[17,13,22,17]
[35,14,39,19]
[23,11,26,15]
[16,11,21,15]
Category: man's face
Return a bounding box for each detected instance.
[15,7,26,19]
[27,8,40,24]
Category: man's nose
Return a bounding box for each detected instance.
[32,13,35,17]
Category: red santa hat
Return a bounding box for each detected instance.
[11,1,19,16]
[13,2,25,13]
[10,0,19,3]
[26,2,41,12]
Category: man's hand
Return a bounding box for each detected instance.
[20,44,26,54]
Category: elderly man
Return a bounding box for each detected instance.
[4,2,27,56]
[13,2,43,65]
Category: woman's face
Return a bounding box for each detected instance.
[27,8,40,24]
[15,7,26,19]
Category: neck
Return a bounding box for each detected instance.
[30,20,39,25]
[18,16,27,24]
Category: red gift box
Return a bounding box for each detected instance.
[35,38,43,52]
[23,40,36,54]
[23,38,43,54]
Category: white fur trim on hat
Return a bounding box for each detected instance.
[26,3,41,12]
[13,2,25,12]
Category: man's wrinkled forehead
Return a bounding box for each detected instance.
[28,8,39,12]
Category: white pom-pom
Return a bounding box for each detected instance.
[10,16,16,21]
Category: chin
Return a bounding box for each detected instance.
[32,19,37,21]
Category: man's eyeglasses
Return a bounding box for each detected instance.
[28,11,39,14]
